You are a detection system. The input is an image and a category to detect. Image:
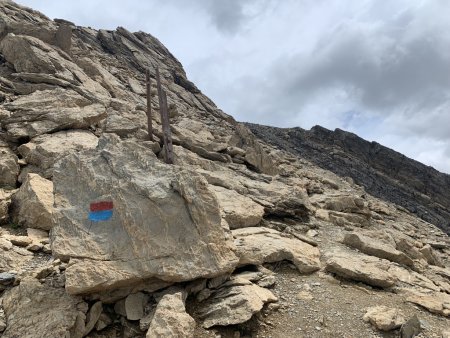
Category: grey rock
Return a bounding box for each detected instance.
[325,249,396,288]
[400,315,422,338]
[0,272,15,286]
[51,135,238,294]
[146,288,195,338]
[84,301,102,336]
[198,282,277,328]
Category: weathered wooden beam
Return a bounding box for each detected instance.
[146,69,154,141]
[155,67,174,164]
[161,90,174,164]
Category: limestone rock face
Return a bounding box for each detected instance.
[11,173,54,230]
[0,33,109,99]
[2,88,106,141]
[232,227,321,273]
[363,306,405,331]
[1,278,85,338]
[146,288,195,338]
[18,130,98,178]
[198,282,277,328]
[210,185,265,229]
[51,135,238,294]
[246,123,450,235]
[325,249,396,288]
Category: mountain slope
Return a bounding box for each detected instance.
[246,123,450,235]
[0,1,449,337]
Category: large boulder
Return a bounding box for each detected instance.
[232,227,321,273]
[18,130,98,178]
[210,185,265,229]
[11,173,54,230]
[1,278,86,338]
[51,135,238,294]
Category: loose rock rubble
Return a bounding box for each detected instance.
[0,1,448,337]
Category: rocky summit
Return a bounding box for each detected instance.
[0,1,448,337]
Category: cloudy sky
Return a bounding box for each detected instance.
[18,0,450,173]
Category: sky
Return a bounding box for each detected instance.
[17,0,450,174]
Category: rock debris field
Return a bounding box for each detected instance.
[0,1,449,337]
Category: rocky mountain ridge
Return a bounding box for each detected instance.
[246,123,450,235]
[0,1,449,337]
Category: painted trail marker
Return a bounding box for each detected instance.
[89,201,113,222]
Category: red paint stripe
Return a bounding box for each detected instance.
[90,201,113,212]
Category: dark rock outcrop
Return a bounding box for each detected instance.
[246,123,450,234]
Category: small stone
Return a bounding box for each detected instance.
[303,283,312,291]
[307,230,318,237]
[197,288,212,302]
[95,313,112,331]
[400,315,422,338]
[267,303,281,312]
[27,242,44,252]
[6,235,32,247]
[363,306,405,331]
[125,292,148,320]
[296,291,314,301]
[0,272,16,286]
[139,312,154,332]
[84,301,102,336]
[0,238,13,251]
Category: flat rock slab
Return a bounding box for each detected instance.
[51,135,238,294]
[198,282,278,328]
[1,278,85,338]
[406,291,450,317]
[343,232,414,267]
[210,185,265,229]
[1,87,106,141]
[325,248,397,288]
[232,227,321,273]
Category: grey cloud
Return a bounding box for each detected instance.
[233,3,450,138]
[195,0,269,34]
[200,0,248,34]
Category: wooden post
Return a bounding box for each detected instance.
[155,67,174,164]
[146,69,154,141]
[161,90,174,164]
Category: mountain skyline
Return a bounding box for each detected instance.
[17,0,450,174]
